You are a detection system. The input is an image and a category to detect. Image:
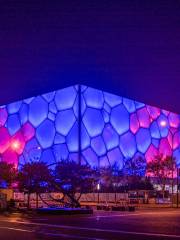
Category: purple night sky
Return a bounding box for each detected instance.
[0,1,180,113]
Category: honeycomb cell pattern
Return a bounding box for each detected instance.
[0,85,179,173]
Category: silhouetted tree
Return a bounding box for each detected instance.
[18,161,52,209]
[99,162,124,192]
[124,156,146,177]
[0,161,17,188]
[146,154,176,199]
[123,156,148,190]
[98,158,152,192]
[52,160,97,208]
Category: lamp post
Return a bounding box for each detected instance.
[23,146,41,209]
[177,168,179,208]
[97,183,100,204]
[172,168,174,207]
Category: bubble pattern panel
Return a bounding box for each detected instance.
[0,86,79,168]
[0,85,180,173]
[81,86,180,169]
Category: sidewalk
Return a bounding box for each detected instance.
[81,201,180,209]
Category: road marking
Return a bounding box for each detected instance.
[4,220,180,239]
[0,226,33,233]
[0,225,104,239]
[88,210,180,219]
[87,213,143,218]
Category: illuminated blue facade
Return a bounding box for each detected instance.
[0,85,180,172]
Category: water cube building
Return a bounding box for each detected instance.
[0,85,179,173]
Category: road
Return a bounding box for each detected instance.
[0,209,180,239]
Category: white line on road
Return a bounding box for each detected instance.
[0,226,33,233]
[2,220,180,239]
[87,213,143,219]
[88,210,180,219]
[0,224,105,240]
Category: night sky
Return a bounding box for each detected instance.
[0,1,180,113]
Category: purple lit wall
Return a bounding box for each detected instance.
[0,86,79,169]
[0,85,180,173]
[81,86,180,170]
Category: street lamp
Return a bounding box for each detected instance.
[177,168,180,208]
[97,183,100,204]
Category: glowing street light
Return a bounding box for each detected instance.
[97,183,101,204]
[97,183,100,191]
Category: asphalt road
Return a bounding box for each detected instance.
[0,208,180,240]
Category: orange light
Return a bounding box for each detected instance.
[160,120,167,127]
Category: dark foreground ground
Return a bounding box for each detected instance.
[0,208,180,240]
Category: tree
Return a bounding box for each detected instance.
[99,157,152,192]
[146,154,176,199]
[123,156,150,190]
[99,162,124,192]
[18,161,52,209]
[52,160,97,208]
[124,156,146,177]
[98,162,126,204]
[0,161,17,188]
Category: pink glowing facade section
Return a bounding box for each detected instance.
[0,121,35,167]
